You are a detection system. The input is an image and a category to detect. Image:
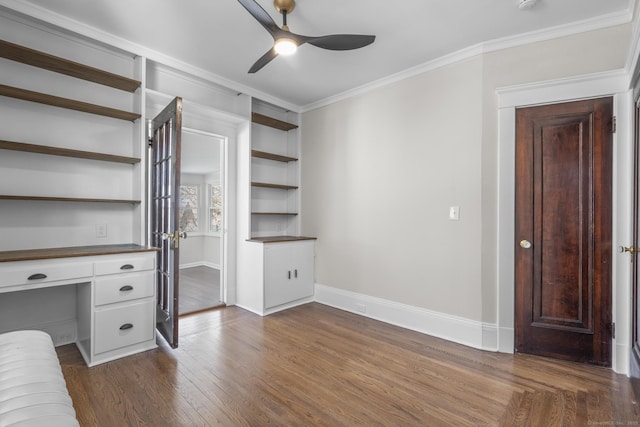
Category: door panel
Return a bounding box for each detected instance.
[515,97,613,366]
[150,97,182,349]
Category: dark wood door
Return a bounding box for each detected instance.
[515,97,614,366]
[151,97,182,349]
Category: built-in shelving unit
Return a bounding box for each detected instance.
[0,32,157,366]
[249,107,304,237]
[0,38,145,252]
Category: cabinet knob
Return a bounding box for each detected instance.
[119,285,134,292]
[120,264,134,270]
[27,273,47,280]
[119,323,134,331]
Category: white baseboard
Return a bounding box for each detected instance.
[179,262,220,270]
[236,296,315,317]
[498,327,515,354]
[314,284,498,352]
[615,342,630,375]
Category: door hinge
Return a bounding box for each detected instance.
[611,116,617,133]
[610,322,616,339]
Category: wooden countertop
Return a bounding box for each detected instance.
[0,244,159,262]
[247,236,317,243]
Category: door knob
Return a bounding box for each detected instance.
[619,246,637,254]
[160,231,187,248]
[519,240,532,249]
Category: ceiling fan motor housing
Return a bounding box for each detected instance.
[274,0,295,14]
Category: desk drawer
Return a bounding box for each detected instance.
[94,300,154,354]
[0,261,93,289]
[94,272,154,306]
[94,256,154,276]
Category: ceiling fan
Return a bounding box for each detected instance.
[238,0,376,73]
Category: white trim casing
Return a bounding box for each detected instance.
[315,284,498,352]
[496,69,632,374]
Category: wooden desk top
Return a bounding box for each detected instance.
[0,244,159,262]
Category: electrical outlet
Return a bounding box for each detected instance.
[356,303,366,313]
[96,224,107,238]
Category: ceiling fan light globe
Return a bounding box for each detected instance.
[274,38,297,55]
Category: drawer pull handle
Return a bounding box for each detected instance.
[119,285,134,292]
[119,323,134,331]
[120,264,134,270]
[27,273,47,280]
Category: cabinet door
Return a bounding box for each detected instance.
[264,242,314,309]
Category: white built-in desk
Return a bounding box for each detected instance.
[0,244,159,367]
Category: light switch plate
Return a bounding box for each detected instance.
[449,206,460,221]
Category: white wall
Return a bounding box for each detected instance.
[302,23,632,349]
[303,56,484,321]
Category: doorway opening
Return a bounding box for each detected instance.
[178,127,226,315]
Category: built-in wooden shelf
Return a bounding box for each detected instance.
[0,195,141,204]
[0,85,141,121]
[0,140,141,164]
[248,235,317,243]
[0,244,158,263]
[251,112,298,131]
[251,150,297,163]
[251,181,298,190]
[252,212,298,216]
[0,40,141,93]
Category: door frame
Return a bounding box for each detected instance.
[496,70,631,373]
[180,126,229,307]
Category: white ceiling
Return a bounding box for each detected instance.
[1,0,635,110]
[181,130,222,175]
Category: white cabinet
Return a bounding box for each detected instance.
[237,239,315,315]
[236,100,317,315]
[93,300,155,355]
[77,251,157,366]
[0,248,157,367]
[264,241,314,309]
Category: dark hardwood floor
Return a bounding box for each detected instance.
[179,265,222,314]
[56,303,639,426]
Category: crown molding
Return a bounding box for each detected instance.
[301,8,634,112]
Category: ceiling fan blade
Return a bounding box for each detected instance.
[305,34,376,51]
[248,48,279,73]
[237,0,280,37]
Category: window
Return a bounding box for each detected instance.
[179,185,199,232]
[209,184,222,233]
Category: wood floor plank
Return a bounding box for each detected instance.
[56,303,640,426]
